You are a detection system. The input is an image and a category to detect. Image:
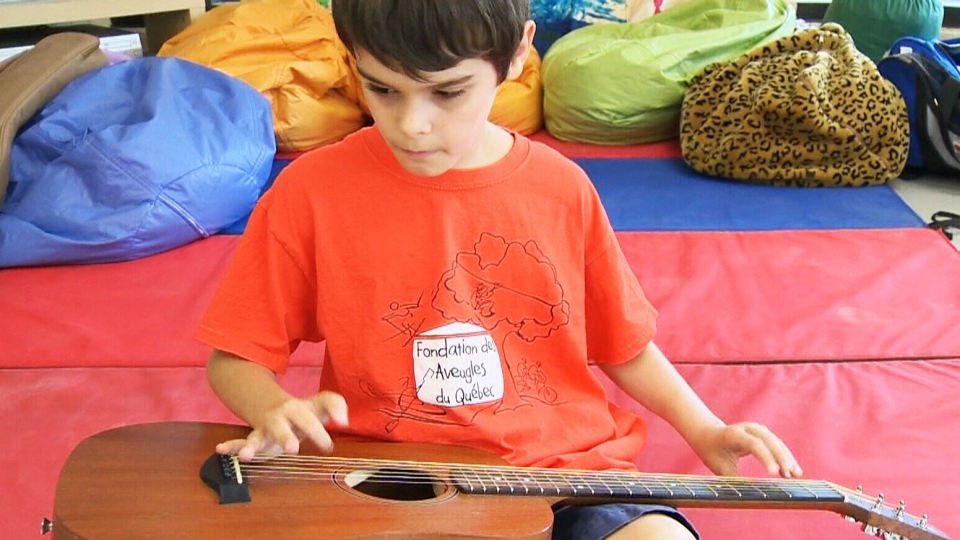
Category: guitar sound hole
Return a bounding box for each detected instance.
[344,468,447,502]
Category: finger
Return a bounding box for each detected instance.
[287,403,333,453]
[313,391,349,427]
[305,392,349,453]
[219,430,268,462]
[737,424,780,476]
[744,424,800,478]
[764,432,803,478]
[215,438,250,456]
[262,417,301,456]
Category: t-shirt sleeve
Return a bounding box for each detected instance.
[195,189,321,374]
[583,197,657,365]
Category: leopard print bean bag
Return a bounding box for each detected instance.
[680,24,909,187]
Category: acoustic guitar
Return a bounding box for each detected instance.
[47,422,948,540]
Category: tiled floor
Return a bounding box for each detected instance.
[891,174,960,249]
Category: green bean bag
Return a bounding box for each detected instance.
[823,0,944,64]
[541,0,797,145]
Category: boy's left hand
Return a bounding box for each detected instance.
[690,422,802,478]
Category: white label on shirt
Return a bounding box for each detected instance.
[413,322,504,407]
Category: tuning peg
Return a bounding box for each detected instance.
[895,500,905,522]
[919,514,929,530]
[40,518,53,535]
[861,524,902,539]
[872,493,885,512]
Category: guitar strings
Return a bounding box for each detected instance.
[229,456,933,527]
[235,454,842,498]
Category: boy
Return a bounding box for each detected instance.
[197,1,802,538]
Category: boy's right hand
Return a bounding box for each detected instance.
[216,391,349,462]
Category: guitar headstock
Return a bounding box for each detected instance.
[839,486,949,540]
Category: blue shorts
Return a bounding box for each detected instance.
[551,503,700,540]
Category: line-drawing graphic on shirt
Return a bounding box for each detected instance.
[382,292,425,346]
[359,376,474,433]
[369,233,571,432]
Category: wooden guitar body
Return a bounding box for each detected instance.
[50,421,948,540]
[52,422,554,539]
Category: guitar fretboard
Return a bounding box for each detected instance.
[450,468,845,504]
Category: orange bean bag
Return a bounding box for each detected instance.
[490,45,544,136]
[159,0,369,152]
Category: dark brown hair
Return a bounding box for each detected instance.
[332,0,530,82]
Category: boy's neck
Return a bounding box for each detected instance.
[472,122,516,170]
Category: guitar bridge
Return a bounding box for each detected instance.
[200,453,252,505]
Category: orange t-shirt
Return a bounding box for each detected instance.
[197,126,658,470]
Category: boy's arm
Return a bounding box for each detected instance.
[207,349,348,461]
[598,342,802,478]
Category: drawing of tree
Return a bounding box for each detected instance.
[432,233,570,411]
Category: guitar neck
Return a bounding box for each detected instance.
[450,464,843,508]
[443,464,945,540]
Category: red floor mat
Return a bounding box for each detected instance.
[620,228,960,363]
[0,235,322,370]
[3,228,960,369]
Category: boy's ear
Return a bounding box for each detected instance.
[506,21,536,81]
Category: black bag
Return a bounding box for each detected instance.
[928,210,960,240]
[878,37,960,178]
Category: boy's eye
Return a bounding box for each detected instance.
[435,89,466,100]
[365,83,393,95]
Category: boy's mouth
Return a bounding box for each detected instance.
[399,148,437,159]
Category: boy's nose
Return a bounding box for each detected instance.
[398,99,433,137]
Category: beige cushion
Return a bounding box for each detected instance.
[0,32,108,210]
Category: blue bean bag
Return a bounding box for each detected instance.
[1,57,275,267]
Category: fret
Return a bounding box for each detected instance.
[709,479,778,501]
[756,481,803,502]
[567,473,597,496]
[452,468,483,494]
[714,480,743,499]
[593,474,618,497]
[757,481,794,501]
[784,482,844,502]
[680,479,718,499]
[607,473,640,497]
[512,472,536,495]
[672,479,700,498]
[647,476,677,499]
[481,469,503,494]
[541,471,564,496]
[519,471,547,495]
[501,471,517,494]
[700,480,720,498]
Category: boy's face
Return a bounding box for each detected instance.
[356,51,504,177]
